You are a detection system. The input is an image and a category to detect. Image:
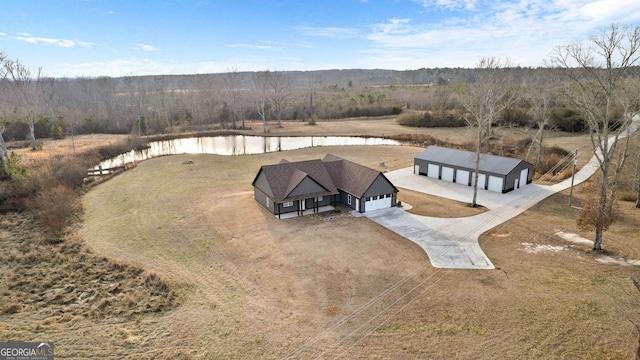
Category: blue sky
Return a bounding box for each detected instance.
[1,0,640,78]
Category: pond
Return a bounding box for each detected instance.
[90,135,401,173]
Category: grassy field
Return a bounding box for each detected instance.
[2,117,639,358]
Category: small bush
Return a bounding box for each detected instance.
[397,200,402,207]
[50,124,65,140]
[8,152,28,177]
[396,111,465,128]
[334,206,341,213]
[30,184,81,237]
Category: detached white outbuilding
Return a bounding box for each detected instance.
[414,146,535,193]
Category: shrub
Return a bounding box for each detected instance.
[50,124,64,140]
[397,200,402,207]
[396,111,465,128]
[29,184,82,237]
[334,206,341,213]
[550,107,587,132]
[8,152,28,177]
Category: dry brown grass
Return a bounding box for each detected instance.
[5,118,623,358]
[398,187,486,217]
[74,140,640,358]
[0,211,178,358]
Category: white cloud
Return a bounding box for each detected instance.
[13,33,93,48]
[226,43,277,50]
[137,43,157,51]
[364,0,640,69]
[293,26,359,39]
[414,0,481,11]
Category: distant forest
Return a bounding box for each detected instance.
[0,67,597,141]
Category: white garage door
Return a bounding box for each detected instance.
[456,170,470,185]
[473,173,487,189]
[441,167,454,182]
[519,168,528,188]
[487,176,504,193]
[427,164,439,179]
[366,196,392,212]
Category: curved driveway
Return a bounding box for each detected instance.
[358,119,639,269]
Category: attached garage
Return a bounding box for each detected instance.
[414,146,535,193]
[365,195,392,212]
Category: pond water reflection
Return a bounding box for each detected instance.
[91,135,400,171]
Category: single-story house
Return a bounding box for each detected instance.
[414,146,534,193]
[252,154,399,218]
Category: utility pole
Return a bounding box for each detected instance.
[569,149,578,207]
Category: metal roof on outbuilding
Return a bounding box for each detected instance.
[415,146,530,176]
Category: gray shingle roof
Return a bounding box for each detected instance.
[415,146,529,176]
[322,154,383,198]
[253,154,394,202]
[255,159,337,202]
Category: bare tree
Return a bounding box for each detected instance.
[457,57,517,207]
[523,70,556,166]
[268,70,293,128]
[432,80,453,123]
[549,23,640,251]
[224,67,240,129]
[0,52,9,176]
[253,70,271,133]
[3,59,48,150]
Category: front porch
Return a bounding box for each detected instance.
[277,205,337,219]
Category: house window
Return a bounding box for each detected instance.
[348,194,352,205]
[317,196,323,201]
[283,201,293,207]
[266,198,270,208]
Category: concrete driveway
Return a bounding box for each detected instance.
[359,169,563,269]
[358,118,639,269]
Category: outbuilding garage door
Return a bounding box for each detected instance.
[456,170,470,185]
[366,196,392,212]
[473,173,487,189]
[487,176,504,193]
[427,164,439,179]
[519,168,528,188]
[441,167,454,182]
